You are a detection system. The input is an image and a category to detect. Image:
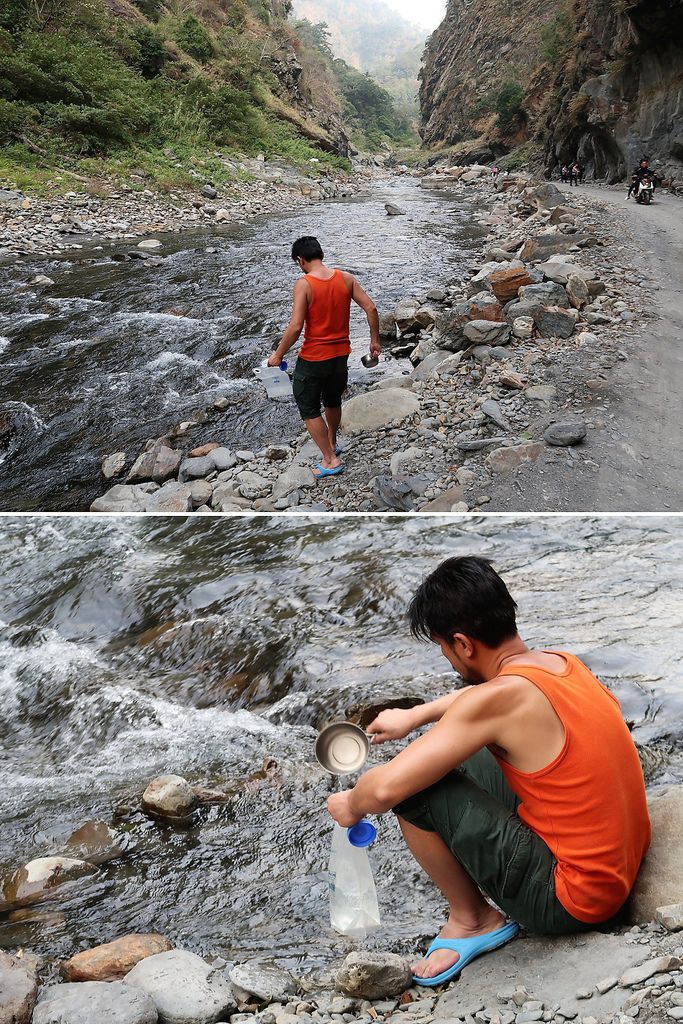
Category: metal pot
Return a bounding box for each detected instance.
[361,353,379,368]
[315,721,370,775]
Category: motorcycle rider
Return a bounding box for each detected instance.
[627,157,660,200]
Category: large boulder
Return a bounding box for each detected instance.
[537,260,595,285]
[467,293,506,322]
[62,935,173,983]
[144,482,193,513]
[0,951,37,1024]
[544,419,587,446]
[341,391,420,433]
[532,306,576,338]
[124,950,236,1024]
[520,233,585,262]
[33,982,158,1024]
[517,282,570,308]
[629,786,683,922]
[229,962,296,1004]
[90,484,149,513]
[127,443,181,485]
[336,951,411,999]
[462,320,511,346]
[393,299,434,336]
[528,182,567,209]
[142,776,196,820]
[433,306,470,351]
[0,857,98,912]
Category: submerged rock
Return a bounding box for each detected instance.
[124,949,236,1024]
[336,951,412,999]
[65,820,125,865]
[142,776,197,820]
[33,981,158,1024]
[62,934,173,983]
[0,857,98,912]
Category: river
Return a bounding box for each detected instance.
[1,515,681,972]
[0,179,486,512]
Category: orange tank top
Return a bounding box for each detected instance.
[300,270,352,362]
[494,653,651,923]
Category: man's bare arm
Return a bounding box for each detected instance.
[367,689,473,743]
[348,275,380,357]
[269,280,309,365]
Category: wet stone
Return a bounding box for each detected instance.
[125,949,236,1023]
[142,775,196,819]
[33,981,157,1024]
[62,934,173,983]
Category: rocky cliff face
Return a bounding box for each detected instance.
[420,0,683,181]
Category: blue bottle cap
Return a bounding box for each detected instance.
[280,360,288,371]
[347,820,377,848]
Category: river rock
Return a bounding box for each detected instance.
[102,452,127,479]
[372,475,415,512]
[201,185,218,199]
[0,951,37,1024]
[619,955,682,988]
[394,299,428,335]
[65,820,124,865]
[548,204,575,224]
[656,902,683,931]
[336,951,412,999]
[566,274,590,309]
[463,320,511,346]
[433,307,470,351]
[190,480,213,508]
[487,267,538,303]
[420,485,467,512]
[378,312,397,338]
[486,442,545,473]
[528,182,567,209]
[629,786,683,921]
[390,446,427,476]
[411,351,449,381]
[229,962,296,1004]
[513,316,534,339]
[525,384,557,402]
[179,456,214,482]
[142,776,196,819]
[90,484,150,513]
[144,482,193,512]
[138,239,162,249]
[34,982,158,1024]
[341,391,420,433]
[237,471,271,500]
[0,857,98,912]
[533,306,576,338]
[124,950,235,1024]
[31,274,55,286]
[384,203,405,216]
[62,935,173,983]
[211,485,249,511]
[537,261,595,285]
[271,465,316,500]
[480,399,511,431]
[517,282,570,308]
[544,419,587,446]
[467,293,506,321]
[520,233,584,262]
[127,444,181,485]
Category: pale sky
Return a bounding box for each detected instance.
[382,0,447,32]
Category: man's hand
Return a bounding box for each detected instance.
[366,707,416,744]
[370,337,381,359]
[327,790,362,828]
[267,353,282,368]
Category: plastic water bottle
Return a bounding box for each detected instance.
[328,822,380,938]
[254,360,293,399]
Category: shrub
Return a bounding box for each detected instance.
[0,97,30,142]
[540,5,574,67]
[133,0,162,21]
[132,26,167,77]
[176,15,213,62]
[494,81,524,131]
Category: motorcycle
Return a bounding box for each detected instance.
[636,175,655,205]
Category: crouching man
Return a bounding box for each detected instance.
[327,556,651,986]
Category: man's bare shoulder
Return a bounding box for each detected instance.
[446,676,526,719]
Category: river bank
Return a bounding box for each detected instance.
[88,166,681,514]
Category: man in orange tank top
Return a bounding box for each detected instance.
[267,236,380,477]
[327,556,651,986]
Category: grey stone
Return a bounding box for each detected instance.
[529,182,567,209]
[128,444,181,485]
[90,484,150,513]
[630,787,683,922]
[144,482,193,513]
[272,465,316,500]
[202,185,218,199]
[620,956,682,987]
[532,306,576,338]
[480,399,511,431]
[138,239,162,249]
[536,262,595,286]
[229,962,296,1004]
[390,446,427,476]
[142,776,196,819]
[33,982,157,1024]
[0,951,37,1024]
[517,282,570,308]
[512,316,534,339]
[102,452,127,480]
[179,456,215,482]
[456,435,507,452]
[236,471,271,500]
[544,419,587,447]
[235,450,255,462]
[209,449,237,473]
[385,203,406,216]
[190,480,214,509]
[462,320,511,346]
[566,275,590,310]
[342,391,420,433]
[124,950,236,1023]
[657,903,683,932]
[336,952,412,1000]
[486,442,545,473]
[525,384,557,403]
[411,351,450,381]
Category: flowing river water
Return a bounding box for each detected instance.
[0,179,487,512]
[1,515,682,973]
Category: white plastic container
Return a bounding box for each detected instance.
[328,824,380,938]
[253,362,293,400]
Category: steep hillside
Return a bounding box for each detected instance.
[420,0,683,181]
[292,0,425,112]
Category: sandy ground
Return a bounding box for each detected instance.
[485,183,683,512]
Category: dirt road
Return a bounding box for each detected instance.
[487,182,683,512]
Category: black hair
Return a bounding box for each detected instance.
[408,556,518,648]
[292,236,324,263]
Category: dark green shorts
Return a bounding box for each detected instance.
[394,749,598,934]
[292,355,349,421]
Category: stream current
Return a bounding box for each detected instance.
[0,179,486,512]
[1,515,682,970]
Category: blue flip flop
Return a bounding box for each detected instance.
[413,921,520,987]
[314,463,344,478]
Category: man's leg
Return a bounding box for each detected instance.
[324,405,342,452]
[303,416,341,471]
[398,817,505,979]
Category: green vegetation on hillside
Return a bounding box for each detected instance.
[294,19,415,148]
[0,0,397,194]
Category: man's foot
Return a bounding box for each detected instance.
[313,457,343,478]
[412,907,506,980]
